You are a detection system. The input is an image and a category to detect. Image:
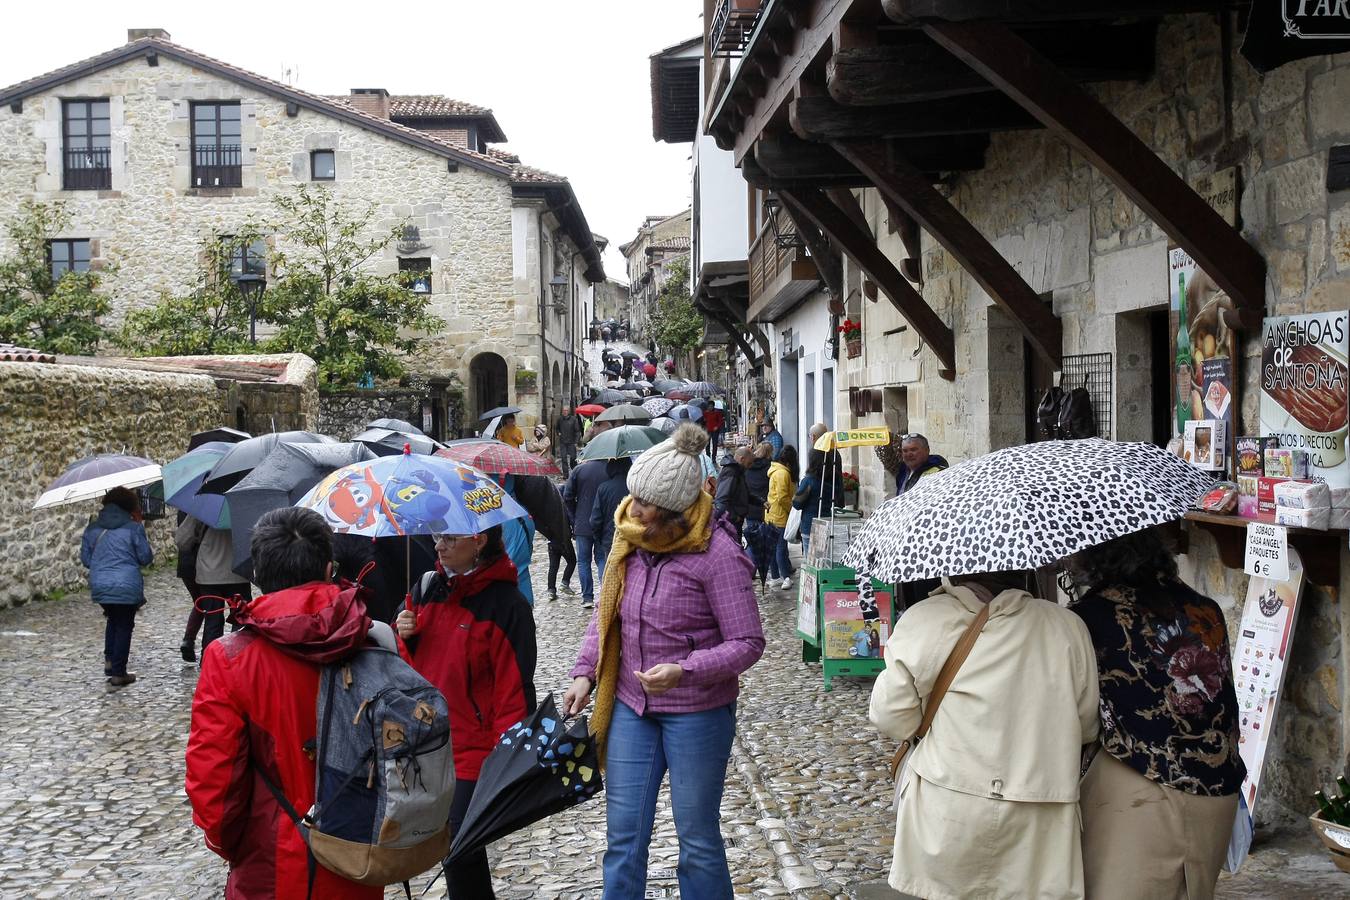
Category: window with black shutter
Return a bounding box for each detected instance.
[62,99,111,190]
[191,101,242,188]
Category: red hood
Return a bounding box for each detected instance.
[233,581,371,665]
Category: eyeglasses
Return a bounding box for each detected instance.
[432,534,471,545]
[899,433,928,444]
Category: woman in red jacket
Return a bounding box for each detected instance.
[396,524,536,900]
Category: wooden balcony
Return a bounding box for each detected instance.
[747,220,820,323]
[710,0,762,59]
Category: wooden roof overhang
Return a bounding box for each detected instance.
[694,261,770,366]
[708,0,1266,377]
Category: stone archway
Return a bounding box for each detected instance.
[469,352,509,427]
[551,361,563,409]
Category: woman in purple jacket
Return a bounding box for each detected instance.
[564,424,765,900]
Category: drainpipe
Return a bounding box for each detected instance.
[537,206,548,425]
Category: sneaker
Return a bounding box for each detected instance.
[780,577,792,590]
[107,673,137,687]
[548,591,558,602]
[582,597,595,610]
[180,640,197,663]
[561,584,578,596]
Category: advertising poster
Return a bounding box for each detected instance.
[1259,311,1350,489]
[1226,549,1306,872]
[796,569,819,645]
[822,588,892,661]
[1169,247,1239,475]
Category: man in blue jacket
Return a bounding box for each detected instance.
[896,433,949,495]
[588,457,632,564]
[81,487,153,686]
[563,457,608,609]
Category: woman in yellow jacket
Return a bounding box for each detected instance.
[763,452,794,590]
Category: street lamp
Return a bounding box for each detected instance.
[230,239,267,345]
[549,273,569,312]
[232,273,266,345]
[764,193,805,250]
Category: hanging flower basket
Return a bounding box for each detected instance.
[838,318,862,358]
[846,338,863,359]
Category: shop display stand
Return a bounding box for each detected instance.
[1184,510,1344,588]
[796,563,897,691]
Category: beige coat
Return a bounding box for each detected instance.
[870,582,1100,900]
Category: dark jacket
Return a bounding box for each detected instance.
[743,458,771,522]
[897,454,950,495]
[590,458,632,556]
[714,460,750,523]
[80,505,153,605]
[186,582,381,900]
[563,459,609,538]
[556,413,584,445]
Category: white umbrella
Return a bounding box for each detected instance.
[842,438,1217,584]
[34,453,161,510]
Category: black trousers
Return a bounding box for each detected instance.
[546,540,576,594]
[196,582,251,650]
[446,778,494,899]
[101,604,137,676]
[559,443,577,475]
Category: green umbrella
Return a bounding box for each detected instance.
[580,425,670,461]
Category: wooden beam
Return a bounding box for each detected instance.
[707,308,763,366]
[778,193,844,299]
[882,198,924,284]
[827,188,871,235]
[827,23,1157,106]
[921,21,1266,328]
[835,138,1062,368]
[753,133,990,184]
[791,92,1039,141]
[781,186,956,378]
[883,0,1224,23]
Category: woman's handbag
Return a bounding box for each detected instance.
[889,600,991,807]
[784,506,803,542]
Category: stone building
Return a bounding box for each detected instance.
[0,29,603,437]
[592,277,631,326]
[619,209,692,343]
[695,0,1350,838]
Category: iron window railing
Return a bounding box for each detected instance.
[63,146,111,190]
[192,144,243,188]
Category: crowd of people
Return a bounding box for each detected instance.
[72,391,1245,899]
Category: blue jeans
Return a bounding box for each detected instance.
[761,523,788,579]
[774,528,792,578]
[602,700,736,900]
[575,534,602,601]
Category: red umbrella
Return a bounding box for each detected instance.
[435,440,560,477]
[642,363,657,377]
[576,404,606,417]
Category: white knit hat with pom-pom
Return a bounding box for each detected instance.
[626,423,709,512]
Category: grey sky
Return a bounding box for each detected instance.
[0,1,702,281]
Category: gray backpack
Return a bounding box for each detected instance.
[260,619,455,896]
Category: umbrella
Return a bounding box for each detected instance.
[596,389,628,405]
[162,442,234,528]
[618,381,645,392]
[437,439,561,477]
[352,427,441,457]
[652,378,683,393]
[642,363,657,378]
[649,416,679,435]
[642,398,675,417]
[664,389,694,401]
[34,454,162,510]
[687,397,710,410]
[580,425,670,461]
[511,474,571,546]
[199,431,334,495]
[479,405,522,422]
[575,404,606,417]
[445,693,602,865]
[188,427,250,451]
[620,350,642,360]
[226,442,378,579]
[668,403,704,423]
[596,404,653,425]
[841,438,1218,585]
[365,417,425,436]
[295,450,528,538]
[683,381,723,398]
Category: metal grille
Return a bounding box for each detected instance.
[1060,352,1113,439]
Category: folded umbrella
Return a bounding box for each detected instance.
[641,398,675,417]
[580,425,670,461]
[842,438,1218,584]
[199,431,334,494]
[34,453,162,510]
[162,442,235,528]
[479,405,522,422]
[596,404,653,425]
[445,694,602,864]
[188,427,250,451]
[437,439,561,477]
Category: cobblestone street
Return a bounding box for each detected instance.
[0,554,1342,899]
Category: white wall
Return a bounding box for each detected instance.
[772,291,835,454]
[694,132,748,265]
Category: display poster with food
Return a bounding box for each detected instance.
[796,569,819,645]
[1226,549,1306,873]
[1259,311,1350,489]
[822,588,892,660]
[1170,247,1239,475]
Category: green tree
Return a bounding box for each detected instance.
[0,200,109,354]
[118,229,263,356]
[649,257,701,354]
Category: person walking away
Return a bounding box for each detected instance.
[81,487,153,686]
[792,450,826,560]
[741,443,773,591]
[174,514,206,662]
[186,507,388,899]
[527,424,551,461]
[195,525,252,651]
[702,405,725,457]
[758,420,784,460]
[713,446,753,539]
[496,413,525,449]
[589,457,632,562]
[546,530,578,603]
[1066,529,1244,900]
[764,447,795,590]
[602,325,612,345]
[563,424,765,900]
[895,433,949,604]
[397,526,536,900]
[497,474,537,605]
[870,571,1099,900]
[556,405,584,476]
[564,456,609,610]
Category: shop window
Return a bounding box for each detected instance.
[400,257,432,294]
[47,239,91,279]
[311,149,335,181]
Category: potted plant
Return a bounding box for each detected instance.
[838,318,863,358]
[515,369,538,395]
[841,469,860,507]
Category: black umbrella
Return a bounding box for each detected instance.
[595,403,653,425]
[595,389,627,405]
[620,350,642,360]
[351,427,441,457]
[225,442,377,579]
[652,378,683,392]
[366,417,425,436]
[188,427,250,451]
[512,475,571,546]
[479,405,522,421]
[199,431,333,494]
[445,694,602,864]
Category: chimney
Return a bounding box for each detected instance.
[128,28,171,42]
[348,88,390,119]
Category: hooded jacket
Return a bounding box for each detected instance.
[589,458,632,557]
[80,505,153,605]
[407,555,536,781]
[897,454,949,495]
[743,457,771,522]
[563,459,609,538]
[186,582,380,900]
[765,461,793,528]
[714,460,750,523]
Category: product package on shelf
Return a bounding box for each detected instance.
[1236,436,1268,476]
[1185,419,1227,471]
[1274,480,1330,509]
[1265,447,1311,479]
[1258,476,1291,517]
[1275,506,1330,530]
[1237,474,1260,518]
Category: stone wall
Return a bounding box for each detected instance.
[832,13,1349,822]
[318,389,425,440]
[0,361,221,608]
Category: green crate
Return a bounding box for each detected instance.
[797,564,897,691]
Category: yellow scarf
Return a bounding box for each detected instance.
[589,491,714,765]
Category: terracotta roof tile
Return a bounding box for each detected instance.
[0,343,55,363]
[390,95,492,117]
